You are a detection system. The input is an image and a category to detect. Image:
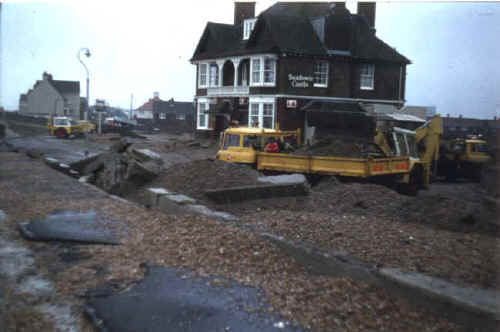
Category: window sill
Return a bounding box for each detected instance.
[196,127,211,130]
[360,87,374,90]
[313,84,328,88]
[250,83,276,87]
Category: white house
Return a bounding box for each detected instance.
[19,72,81,120]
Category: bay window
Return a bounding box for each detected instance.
[314,61,328,87]
[360,64,375,90]
[250,55,276,86]
[248,98,275,129]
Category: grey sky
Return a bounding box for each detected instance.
[2,1,499,119]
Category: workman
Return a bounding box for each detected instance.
[265,137,280,153]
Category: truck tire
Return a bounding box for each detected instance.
[55,128,68,139]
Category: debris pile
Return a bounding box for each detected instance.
[139,159,262,201]
[293,133,381,158]
[76,138,164,195]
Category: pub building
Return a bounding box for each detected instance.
[190,1,410,141]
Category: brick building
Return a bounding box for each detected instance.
[190,1,410,138]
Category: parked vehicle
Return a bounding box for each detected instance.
[48,114,95,138]
[216,116,443,194]
[439,137,492,180]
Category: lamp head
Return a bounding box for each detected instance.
[85,49,91,57]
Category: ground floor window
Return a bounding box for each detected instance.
[176,114,186,120]
[197,100,209,129]
[248,98,275,129]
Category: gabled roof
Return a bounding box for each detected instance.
[191,2,410,64]
[49,80,80,95]
[262,2,331,17]
[154,99,194,115]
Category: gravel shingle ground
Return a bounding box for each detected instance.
[0,152,463,331]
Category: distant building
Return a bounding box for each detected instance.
[152,98,194,134]
[441,115,497,140]
[18,72,81,120]
[135,92,162,120]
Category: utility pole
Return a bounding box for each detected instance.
[130,94,134,119]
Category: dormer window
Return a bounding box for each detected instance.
[243,18,257,40]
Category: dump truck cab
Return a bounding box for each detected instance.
[216,127,301,164]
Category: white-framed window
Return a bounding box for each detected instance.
[250,55,276,86]
[197,99,209,129]
[314,61,329,87]
[176,114,186,120]
[209,63,219,87]
[248,97,275,129]
[243,18,257,40]
[198,63,208,88]
[159,113,166,119]
[360,64,375,90]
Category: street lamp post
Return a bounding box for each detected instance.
[77,48,91,121]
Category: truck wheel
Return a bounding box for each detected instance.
[55,128,68,139]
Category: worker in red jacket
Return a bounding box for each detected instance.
[265,137,280,153]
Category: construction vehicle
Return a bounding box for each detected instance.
[48,114,95,138]
[216,116,443,194]
[438,137,492,180]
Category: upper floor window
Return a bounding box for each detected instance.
[360,64,375,90]
[314,61,329,87]
[199,63,207,87]
[243,18,257,40]
[250,56,276,86]
[209,63,219,87]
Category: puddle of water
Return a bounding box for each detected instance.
[0,238,35,280]
[37,303,79,332]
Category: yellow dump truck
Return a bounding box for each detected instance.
[48,114,95,138]
[216,116,443,194]
[439,137,492,180]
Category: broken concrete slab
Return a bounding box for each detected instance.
[157,195,190,215]
[18,210,122,245]
[85,265,302,332]
[167,194,196,205]
[258,174,307,185]
[109,137,133,153]
[127,148,163,164]
[205,182,310,204]
[185,205,239,222]
[125,159,161,182]
[147,188,171,207]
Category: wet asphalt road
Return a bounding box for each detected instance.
[87,266,303,332]
[6,135,107,164]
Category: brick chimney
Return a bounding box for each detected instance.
[357,2,376,33]
[42,71,53,81]
[234,2,255,26]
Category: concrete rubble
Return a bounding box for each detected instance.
[77,138,164,195]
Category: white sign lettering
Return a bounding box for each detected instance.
[288,74,314,88]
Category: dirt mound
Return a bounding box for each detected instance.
[293,134,381,158]
[142,159,262,201]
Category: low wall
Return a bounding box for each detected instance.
[262,233,500,332]
[205,182,309,204]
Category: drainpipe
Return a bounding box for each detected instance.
[398,65,403,102]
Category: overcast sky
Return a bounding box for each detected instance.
[2,1,499,119]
